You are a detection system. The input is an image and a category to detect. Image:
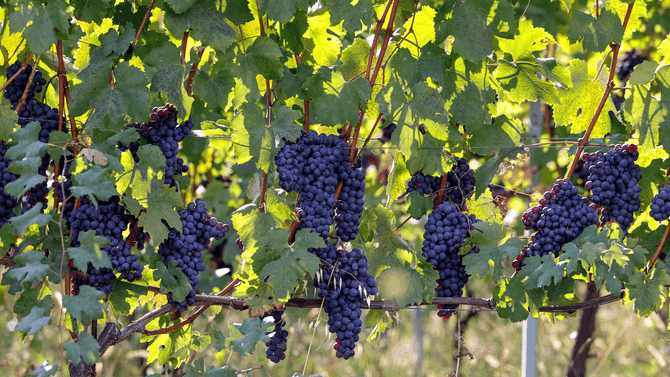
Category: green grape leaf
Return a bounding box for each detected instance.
[8,0,70,55]
[226,317,273,357]
[163,0,236,52]
[0,104,18,141]
[146,325,192,368]
[14,285,54,318]
[305,67,371,126]
[442,1,492,62]
[72,0,112,24]
[359,205,411,276]
[330,0,373,39]
[340,39,371,81]
[498,20,556,61]
[5,249,50,284]
[67,230,112,272]
[627,266,670,317]
[101,22,135,57]
[468,115,523,156]
[623,85,666,154]
[462,222,523,282]
[64,332,100,365]
[495,60,561,105]
[143,43,191,119]
[258,229,322,301]
[259,0,307,23]
[5,122,47,159]
[5,157,46,199]
[364,309,394,342]
[378,249,439,307]
[107,280,148,316]
[278,64,313,100]
[246,37,284,80]
[136,183,183,245]
[494,275,545,322]
[525,254,566,288]
[9,204,50,236]
[15,306,51,335]
[71,165,119,203]
[567,7,623,52]
[303,13,342,66]
[117,144,166,196]
[406,191,434,219]
[193,62,235,109]
[554,59,613,138]
[628,60,658,86]
[473,147,524,199]
[223,0,254,25]
[153,259,193,303]
[386,151,411,202]
[164,0,198,13]
[230,103,273,171]
[70,61,150,130]
[29,361,59,377]
[62,286,104,323]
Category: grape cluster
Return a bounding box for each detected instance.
[616,50,646,82]
[261,309,289,363]
[405,158,476,206]
[0,141,20,226]
[335,159,365,241]
[4,60,46,108]
[583,144,641,231]
[157,199,228,312]
[68,197,144,293]
[275,131,356,240]
[421,202,479,317]
[521,179,598,259]
[310,246,377,359]
[650,186,670,221]
[118,104,193,185]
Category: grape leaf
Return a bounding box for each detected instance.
[62,286,104,323]
[627,266,670,317]
[623,85,666,153]
[107,280,148,316]
[554,59,614,138]
[462,222,523,282]
[386,151,411,203]
[468,115,523,156]
[331,0,373,39]
[303,13,342,66]
[10,204,50,236]
[628,60,658,86]
[259,0,308,23]
[29,360,59,377]
[163,0,236,52]
[136,183,183,246]
[378,249,439,307]
[364,309,393,342]
[567,6,623,52]
[66,230,112,272]
[473,147,524,199]
[164,0,198,13]
[184,358,236,377]
[8,0,70,55]
[494,275,545,322]
[441,1,491,62]
[5,122,46,159]
[146,325,192,368]
[525,254,566,288]
[0,103,18,141]
[72,0,112,24]
[5,249,50,284]
[340,39,371,81]
[498,20,556,61]
[153,259,192,303]
[14,285,53,318]
[192,62,235,109]
[223,0,254,25]
[405,191,434,219]
[64,332,100,365]
[5,157,46,199]
[359,205,411,276]
[305,67,371,127]
[71,165,119,203]
[258,229,322,301]
[15,306,51,335]
[143,43,191,119]
[101,22,135,57]
[226,317,272,357]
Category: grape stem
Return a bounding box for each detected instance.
[369,0,400,85]
[435,173,449,208]
[566,2,635,179]
[348,109,364,162]
[0,53,32,96]
[365,0,393,81]
[143,278,241,336]
[353,113,383,165]
[644,222,670,274]
[132,0,157,47]
[15,54,40,114]
[185,48,205,96]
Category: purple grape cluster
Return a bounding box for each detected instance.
[118,104,193,185]
[583,144,641,231]
[68,197,145,293]
[0,141,20,226]
[651,186,670,221]
[335,158,365,241]
[520,179,598,260]
[4,60,46,108]
[421,202,479,317]
[275,131,357,240]
[261,309,289,363]
[406,158,476,206]
[157,199,228,312]
[616,50,646,82]
[310,246,377,359]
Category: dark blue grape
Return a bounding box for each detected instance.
[406,158,476,207]
[582,144,641,232]
[157,199,227,312]
[650,186,670,221]
[616,50,646,82]
[261,309,288,363]
[421,202,480,317]
[310,246,377,359]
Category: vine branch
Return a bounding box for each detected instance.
[645,222,670,274]
[133,0,157,47]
